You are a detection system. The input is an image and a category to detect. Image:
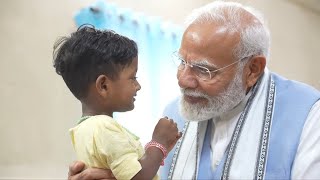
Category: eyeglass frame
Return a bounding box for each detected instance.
[172,51,252,81]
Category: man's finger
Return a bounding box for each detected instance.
[78,168,115,180]
[68,161,85,177]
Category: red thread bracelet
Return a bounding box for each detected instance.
[145,140,168,166]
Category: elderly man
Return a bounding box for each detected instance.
[69,1,320,179]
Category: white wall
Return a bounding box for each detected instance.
[0,0,319,179]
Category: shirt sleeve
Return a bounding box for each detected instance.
[94,118,142,180]
[292,100,320,179]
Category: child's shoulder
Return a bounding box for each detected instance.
[84,115,123,132]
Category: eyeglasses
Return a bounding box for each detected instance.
[172,51,251,81]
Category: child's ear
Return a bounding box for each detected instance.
[95,75,110,96]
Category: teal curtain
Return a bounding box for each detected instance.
[74,0,182,144]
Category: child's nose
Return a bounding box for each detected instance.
[136,81,141,91]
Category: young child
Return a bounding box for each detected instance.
[53,25,181,180]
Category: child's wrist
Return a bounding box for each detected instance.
[145,140,168,166]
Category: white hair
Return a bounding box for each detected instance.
[185,1,271,61]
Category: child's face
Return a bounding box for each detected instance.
[107,57,141,112]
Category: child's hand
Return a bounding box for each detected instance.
[152,117,182,152]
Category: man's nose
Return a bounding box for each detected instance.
[177,67,198,89]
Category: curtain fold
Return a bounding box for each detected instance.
[74,0,182,144]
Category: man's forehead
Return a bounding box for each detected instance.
[180,23,239,65]
[185,23,238,48]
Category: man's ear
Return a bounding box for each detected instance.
[95,75,110,97]
[245,56,266,89]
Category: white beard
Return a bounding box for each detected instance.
[179,69,247,122]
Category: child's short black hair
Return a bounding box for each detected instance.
[53,25,138,100]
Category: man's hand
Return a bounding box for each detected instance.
[68,161,115,180]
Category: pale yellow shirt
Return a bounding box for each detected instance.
[69,115,159,180]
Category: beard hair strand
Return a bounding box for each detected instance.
[179,68,247,122]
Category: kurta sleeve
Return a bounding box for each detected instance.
[292,100,320,179]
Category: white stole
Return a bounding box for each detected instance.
[169,117,212,179]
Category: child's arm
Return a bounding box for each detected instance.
[131,117,181,180]
[133,146,166,179]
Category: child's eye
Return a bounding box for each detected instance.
[132,76,137,80]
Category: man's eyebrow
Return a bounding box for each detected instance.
[194,59,218,69]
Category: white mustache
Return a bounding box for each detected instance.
[180,88,210,99]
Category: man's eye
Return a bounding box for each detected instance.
[179,59,186,65]
[194,66,209,74]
